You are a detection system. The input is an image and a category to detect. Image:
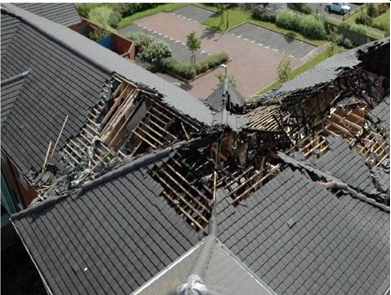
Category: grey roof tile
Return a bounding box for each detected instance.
[12,156,200,295]
[13,3,81,26]
[217,168,390,295]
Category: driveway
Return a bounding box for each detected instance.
[229,23,316,59]
[134,12,304,99]
[117,24,209,64]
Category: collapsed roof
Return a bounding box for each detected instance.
[2,3,390,295]
[1,4,245,173]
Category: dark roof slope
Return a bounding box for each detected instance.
[11,154,200,295]
[1,9,21,54]
[13,3,81,26]
[1,8,110,172]
[1,72,28,125]
[315,137,377,194]
[217,168,389,295]
[135,238,276,295]
[206,80,246,112]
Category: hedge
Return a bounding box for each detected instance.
[276,9,327,40]
[159,51,229,81]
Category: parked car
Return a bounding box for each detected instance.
[325,3,351,15]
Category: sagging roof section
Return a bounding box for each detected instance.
[206,80,246,113]
[13,3,81,26]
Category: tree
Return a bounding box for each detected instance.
[277,52,292,83]
[88,6,115,33]
[186,31,201,69]
[128,32,172,64]
[216,73,237,87]
[215,4,229,30]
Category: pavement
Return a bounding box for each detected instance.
[172,5,217,23]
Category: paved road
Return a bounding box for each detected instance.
[229,23,317,59]
[117,24,209,64]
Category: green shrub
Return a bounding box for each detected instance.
[355,13,373,26]
[367,3,379,18]
[338,21,351,30]
[372,22,388,31]
[350,24,367,35]
[109,10,122,28]
[335,34,345,45]
[88,6,115,32]
[160,58,196,80]
[287,3,312,15]
[276,9,326,39]
[76,3,99,18]
[121,3,159,17]
[159,52,229,80]
[251,7,276,23]
[343,38,354,49]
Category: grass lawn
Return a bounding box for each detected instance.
[117,3,187,28]
[201,8,326,47]
[247,46,344,100]
[373,9,390,31]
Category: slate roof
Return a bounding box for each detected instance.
[135,238,276,295]
[1,7,111,173]
[11,152,200,295]
[217,168,390,295]
[315,136,377,194]
[370,95,390,135]
[1,72,28,125]
[13,3,81,26]
[206,80,246,112]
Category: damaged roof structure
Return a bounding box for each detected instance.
[1,3,390,295]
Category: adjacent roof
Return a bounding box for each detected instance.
[13,3,81,26]
[206,80,246,112]
[217,168,389,295]
[11,151,200,295]
[135,238,276,295]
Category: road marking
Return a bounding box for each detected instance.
[258,43,263,47]
[244,38,249,41]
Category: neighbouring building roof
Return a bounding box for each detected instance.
[11,150,201,295]
[206,80,246,112]
[217,168,389,295]
[1,4,241,173]
[13,3,81,26]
